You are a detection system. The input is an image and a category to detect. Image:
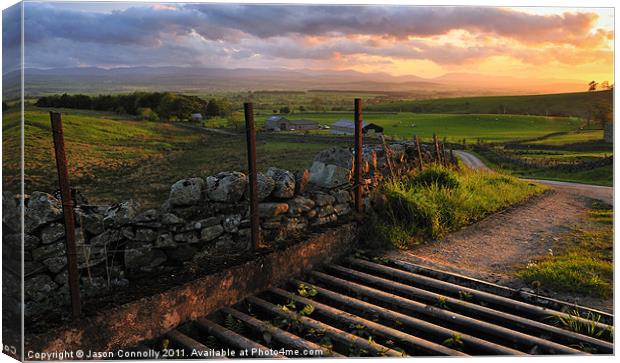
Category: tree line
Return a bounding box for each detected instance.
[35,92,235,121]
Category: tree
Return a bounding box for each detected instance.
[137,107,159,121]
[279,106,291,114]
[298,105,306,112]
[590,101,612,128]
[588,81,598,92]
[205,99,221,118]
[601,81,612,90]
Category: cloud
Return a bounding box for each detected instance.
[16,2,613,72]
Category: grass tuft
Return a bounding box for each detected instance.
[363,165,544,248]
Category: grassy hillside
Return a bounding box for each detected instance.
[366,90,612,118]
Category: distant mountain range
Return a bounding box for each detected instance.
[2,66,588,99]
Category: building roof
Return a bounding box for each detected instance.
[267,115,288,122]
[290,119,318,126]
[332,119,368,128]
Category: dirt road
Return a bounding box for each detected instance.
[454,150,613,205]
[390,150,613,312]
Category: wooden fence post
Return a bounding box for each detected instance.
[433,132,442,164]
[244,103,260,249]
[414,134,424,170]
[49,111,81,319]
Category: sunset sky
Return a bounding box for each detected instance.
[7,2,615,83]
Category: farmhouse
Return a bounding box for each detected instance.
[265,116,319,131]
[330,119,384,135]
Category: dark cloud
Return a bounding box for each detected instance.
[189,4,607,46]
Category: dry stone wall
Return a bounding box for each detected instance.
[3,141,448,317]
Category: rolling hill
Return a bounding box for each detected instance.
[3,66,588,99]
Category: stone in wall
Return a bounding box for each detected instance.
[312,192,336,207]
[266,168,295,198]
[206,171,247,202]
[294,170,310,195]
[255,172,275,201]
[124,240,167,274]
[222,214,242,233]
[258,202,289,218]
[201,224,224,242]
[287,196,315,216]
[169,177,205,206]
[331,189,352,204]
[104,199,139,227]
[25,192,63,233]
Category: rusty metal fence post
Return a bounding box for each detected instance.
[49,111,81,319]
[354,98,363,213]
[244,103,260,249]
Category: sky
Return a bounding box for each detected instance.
[3,1,615,83]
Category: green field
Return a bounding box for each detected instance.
[525,130,605,145]
[365,90,613,119]
[247,112,584,143]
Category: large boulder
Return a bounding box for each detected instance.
[308,147,354,189]
[314,147,354,169]
[25,192,63,233]
[266,168,295,199]
[206,172,247,202]
[308,162,351,189]
[169,178,205,206]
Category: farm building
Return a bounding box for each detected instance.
[265,116,319,131]
[191,113,203,121]
[330,119,384,135]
